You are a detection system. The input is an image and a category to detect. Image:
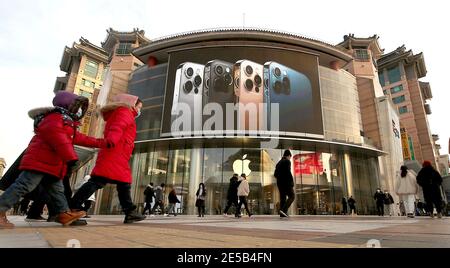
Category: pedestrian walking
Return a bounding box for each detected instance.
[274,149,295,218]
[348,196,356,215]
[223,174,241,216]
[0,91,105,228]
[142,182,155,216]
[70,93,146,224]
[374,188,385,216]
[416,160,444,218]
[152,183,166,215]
[341,197,348,215]
[384,190,395,216]
[395,165,419,218]
[236,174,252,218]
[74,175,96,218]
[195,183,207,217]
[166,187,180,216]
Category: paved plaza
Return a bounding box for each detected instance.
[1,215,449,248]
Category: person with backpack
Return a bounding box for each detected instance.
[0,91,105,228]
[274,150,295,218]
[223,174,240,216]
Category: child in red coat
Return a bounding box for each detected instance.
[0,91,105,228]
[71,93,145,224]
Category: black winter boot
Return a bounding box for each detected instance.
[124,210,146,224]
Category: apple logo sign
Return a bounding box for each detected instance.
[233,154,252,176]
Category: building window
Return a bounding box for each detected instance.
[387,66,401,83]
[392,95,406,104]
[390,85,403,94]
[82,78,95,88]
[100,68,107,81]
[399,106,408,114]
[116,42,133,55]
[84,60,99,78]
[79,89,93,99]
[378,73,385,87]
[354,49,370,61]
[383,89,387,95]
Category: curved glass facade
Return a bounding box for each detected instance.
[95,139,380,216]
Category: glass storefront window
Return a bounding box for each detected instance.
[294,150,317,215]
[261,149,281,215]
[96,141,382,216]
[317,152,333,215]
[167,149,187,214]
[202,148,224,215]
[329,150,347,215]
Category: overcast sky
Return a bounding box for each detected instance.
[0,0,448,169]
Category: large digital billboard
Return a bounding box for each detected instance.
[160,46,323,138]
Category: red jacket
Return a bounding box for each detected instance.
[20,109,105,179]
[91,106,137,183]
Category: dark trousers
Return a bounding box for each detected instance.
[152,200,164,215]
[28,176,73,218]
[197,205,205,216]
[342,205,348,215]
[279,187,295,214]
[83,200,93,212]
[376,202,384,216]
[71,176,135,214]
[19,198,31,215]
[423,186,442,213]
[223,198,239,214]
[143,201,153,215]
[237,196,251,216]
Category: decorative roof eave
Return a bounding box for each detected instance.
[73,43,109,63]
[101,27,151,52]
[133,28,353,64]
[419,81,433,99]
[79,37,107,54]
[60,46,74,72]
[377,48,412,68]
[336,34,384,57]
[409,52,427,78]
[378,50,427,78]
[378,45,407,62]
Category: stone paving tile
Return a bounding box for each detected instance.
[1,215,449,248]
[0,230,50,248]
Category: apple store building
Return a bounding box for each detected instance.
[96,29,384,216]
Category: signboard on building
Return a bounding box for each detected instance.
[400,127,415,161]
[292,153,324,175]
[80,89,99,135]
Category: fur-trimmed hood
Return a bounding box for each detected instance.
[99,94,139,120]
[28,107,54,119]
[100,102,133,120]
